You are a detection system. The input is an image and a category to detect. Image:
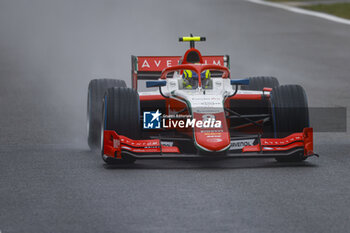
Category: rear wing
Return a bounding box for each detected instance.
[131,55,230,90]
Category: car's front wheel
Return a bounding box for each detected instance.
[270,85,309,162]
[101,87,140,164]
[87,79,126,150]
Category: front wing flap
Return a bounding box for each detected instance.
[103,130,180,159]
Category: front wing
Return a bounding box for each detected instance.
[103,128,316,160]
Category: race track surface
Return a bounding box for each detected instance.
[1,0,350,232]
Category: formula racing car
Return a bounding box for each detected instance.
[87,36,317,164]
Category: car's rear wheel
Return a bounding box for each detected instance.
[270,85,309,162]
[101,87,140,164]
[240,76,279,91]
[87,79,126,150]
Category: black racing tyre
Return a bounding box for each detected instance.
[230,76,278,138]
[240,76,279,91]
[87,79,126,150]
[270,85,309,162]
[101,87,140,164]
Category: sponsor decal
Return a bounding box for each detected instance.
[200,130,224,133]
[137,56,225,72]
[230,139,255,150]
[161,141,174,147]
[207,138,223,143]
[113,139,120,148]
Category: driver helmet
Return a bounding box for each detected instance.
[182,69,211,89]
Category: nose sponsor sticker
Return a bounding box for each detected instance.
[207,138,223,143]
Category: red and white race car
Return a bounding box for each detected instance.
[87,36,317,164]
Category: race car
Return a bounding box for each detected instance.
[87,36,317,164]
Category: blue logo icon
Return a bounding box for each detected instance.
[143,109,162,129]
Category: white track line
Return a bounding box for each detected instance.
[246,0,350,25]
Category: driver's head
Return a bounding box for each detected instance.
[202,69,211,81]
[182,69,211,89]
[182,69,196,89]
